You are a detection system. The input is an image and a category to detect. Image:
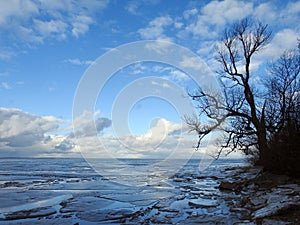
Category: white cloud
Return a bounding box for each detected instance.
[72,110,111,138]
[0,49,15,60]
[72,116,198,159]
[0,0,108,44]
[202,0,253,26]
[196,40,216,59]
[66,58,94,66]
[141,79,170,90]
[74,117,111,138]
[73,110,99,130]
[0,108,58,144]
[178,1,299,75]
[138,15,173,39]
[169,70,189,82]
[276,1,300,33]
[80,118,196,159]
[180,55,205,71]
[253,2,277,23]
[174,21,183,29]
[256,29,299,62]
[284,0,300,18]
[34,19,68,40]
[0,108,81,157]
[0,108,196,159]
[125,1,140,15]
[183,8,198,20]
[0,108,56,148]
[150,16,173,27]
[173,0,299,74]
[136,118,181,143]
[152,65,171,73]
[71,15,93,38]
[144,38,174,54]
[125,0,160,15]
[184,0,253,37]
[17,25,43,43]
[179,0,300,44]
[247,28,299,78]
[150,79,171,89]
[0,0,38,25]
[129,63,147,75]
[36,0,71,12]
[1,82,11,90]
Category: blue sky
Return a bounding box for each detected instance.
[0,0,299,158]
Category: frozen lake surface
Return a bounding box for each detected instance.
[0,157,248,224]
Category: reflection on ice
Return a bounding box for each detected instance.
[0,194,72,220]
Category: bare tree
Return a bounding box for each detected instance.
[187,18,300,172]
[186,18,272,164]
[264,44,300,175]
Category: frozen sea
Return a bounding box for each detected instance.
[0,157,247,224]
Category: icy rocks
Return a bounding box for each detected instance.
[0,194,72,220]
[252,194,300,219]
[219,181,241,191]
[173,177,185,182]
[218,167,300,223]
[249,197,267,207]
[3,206,57,220]
[150,214,172,224]
[188,198,219,208]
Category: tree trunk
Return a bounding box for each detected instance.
[256,127,270,167]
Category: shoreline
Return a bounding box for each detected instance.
[0,162,299,224]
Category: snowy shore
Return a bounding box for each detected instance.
[0,158,299,224]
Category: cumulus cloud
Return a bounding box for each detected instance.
[54,138,74,151]
[116,118,194,158]
[267,29,299,57]
[72,110,112,138]
[74,117,112,138]
[253,29,300,65]
[134,118,182,146]
[0,108,112,157]
[0,108,79,157]
[76,117,197,159]
[0,108,197,159]
[0,108,60,147]
[184,0,253,38]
